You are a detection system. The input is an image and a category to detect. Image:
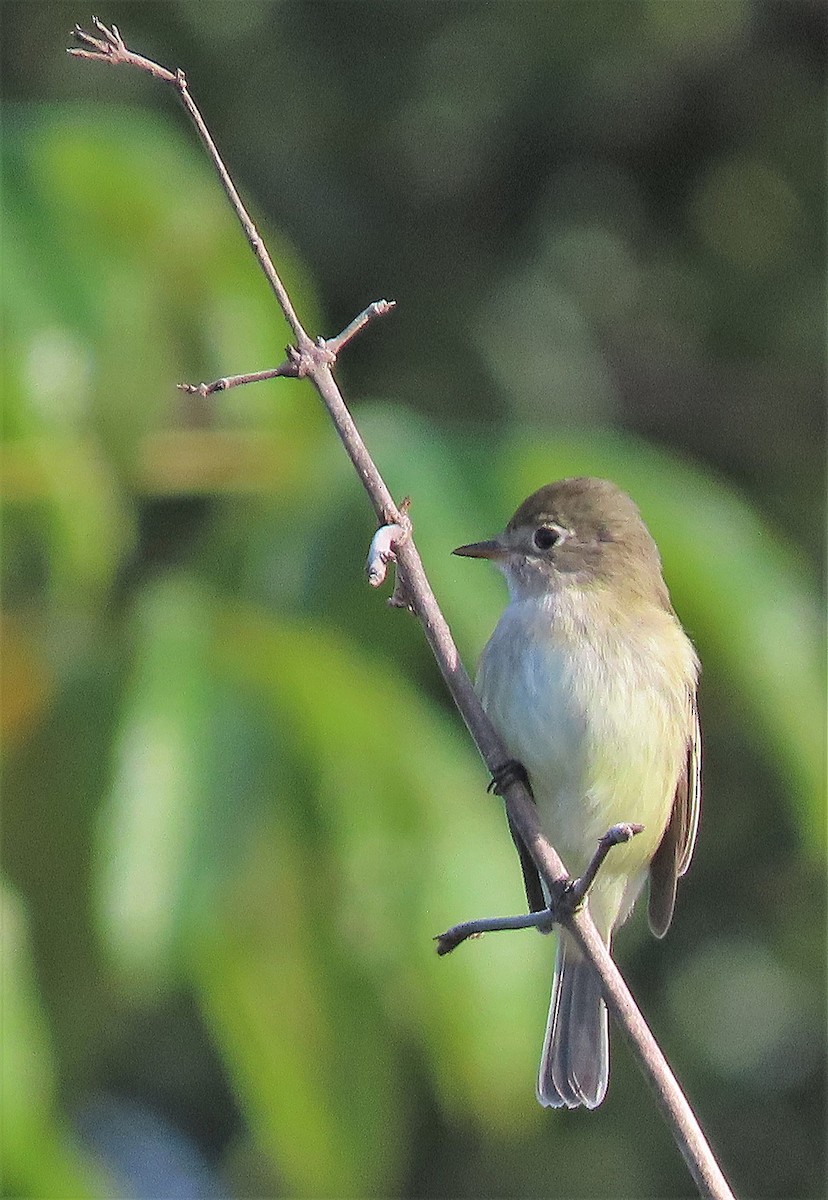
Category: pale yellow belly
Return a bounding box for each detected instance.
[477,594,691,933]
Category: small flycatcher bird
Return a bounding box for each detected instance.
[454,477,700,1109]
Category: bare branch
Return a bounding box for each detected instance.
[177,363,298,397]
[435,908,555,956]
[176,300,397,399]
[70,19,307,345]
[324,299,397,357]
[565,822,645,907]
[68,17,176,82]
[435,823,643,954]
[70,27,735,1200]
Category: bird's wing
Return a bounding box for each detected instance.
[647,697,701,938]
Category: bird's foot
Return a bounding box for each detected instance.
[487,758,531,796]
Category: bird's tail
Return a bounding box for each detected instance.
[537,928,609,1108]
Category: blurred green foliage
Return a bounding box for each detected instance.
[1,3,825,1199]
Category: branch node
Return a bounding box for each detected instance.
[286,344,309,377]
[561,822,645,912]
[282,341,333,377]
[70,18,120,57]
[312,339,337,368]
[436,823,645,956]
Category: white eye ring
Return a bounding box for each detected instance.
[532,525,567,551]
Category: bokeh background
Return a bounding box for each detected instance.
[2,2,825,1198]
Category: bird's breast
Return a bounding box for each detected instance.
[476,591,694,876]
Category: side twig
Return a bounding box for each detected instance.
[69,22,735,1200]
[565,821,644,907]
[435,821,645,954]
[177,301,398,397]
[178,365,296,397]
[325,299,397,357]
[435,908,555,956]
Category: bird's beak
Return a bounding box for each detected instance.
[452,537,508,560]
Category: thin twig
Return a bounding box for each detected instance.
[435,822,645,954]
[435,908,555,955]
[69,17,176,84]
[177,364,298,397]
[69,24,735,1200]
[565,822,645,907]
[70,17,307,346]
[324,299,397,357]
[176,302,398,398]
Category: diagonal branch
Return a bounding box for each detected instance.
[70,16,307,345]
[69,22,735,1200]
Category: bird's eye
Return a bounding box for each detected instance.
[533,526,562,551]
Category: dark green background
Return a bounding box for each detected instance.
[2,3,825,1198]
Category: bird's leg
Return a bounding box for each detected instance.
[487,757,531,795]
[487,760,548,914]
[506,811,548,915]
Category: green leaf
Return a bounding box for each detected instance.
[0,880,113,1198]
[191,601,549,1197]
[1,104,328,608]
[98,576,222,982]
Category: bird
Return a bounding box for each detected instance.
[453,476,700,1108]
